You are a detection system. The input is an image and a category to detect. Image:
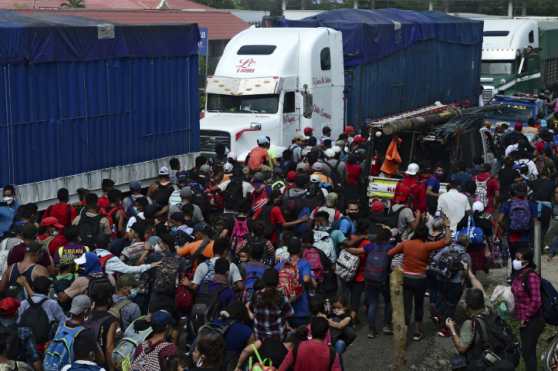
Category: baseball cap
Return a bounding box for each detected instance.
[303,127,313,136]
[224,162,234,173]
[344,126,355,135]
[129,181,142,192]
[257,136,270,145]
[405,163,420,176]
[294,132,306,141]
[0,297,20,317]
[151,310,175,329]
[199,164,211,174]
[287,170,297,182]
[352,134,366,144]
[310,174,321,183]
[311,162,326,173]
[472,201,485,213]
[158,166,170,176]
[180,187,193,198]
[117,274,139,289]
[325,192,338,207]
[74,252,98,266]
[370,200,385,213]
[40,216,63,230]
[333,145,342,154]
[69,295,91,316]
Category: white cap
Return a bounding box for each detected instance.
[257,136,270,145]
[223,162,234,173]
[159,166,170,176]
[405,163,419,176]
[74,253,87,266]
[472,201,485,213]
[310,174,321,183]
[324,148,336,158]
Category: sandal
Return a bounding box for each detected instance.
[412,332,423,341]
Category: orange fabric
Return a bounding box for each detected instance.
[388,239,447,276]
[380,137,402,176]
[247,147,269,171]
[176,239,214,258]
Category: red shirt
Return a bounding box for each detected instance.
[394,176,427,212]
[42,203,77,227]
[353,239,368,283]
[247,147,269,171]
[270,206,287,245]
[279,339,342,371]
[474,172,499,213]
[345,163,361,186]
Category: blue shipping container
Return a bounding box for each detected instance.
[0,11,200,187]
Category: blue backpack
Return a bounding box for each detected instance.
[43,322,85,371]
[508,199,531,232]
[456,216,484,245]
[242,262,267,303]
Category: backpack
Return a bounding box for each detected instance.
[248,343,277,371]
[84,312,116,347]
[253,205,274,239]
[508,199,531,232]
[522,271,558,326]
[151,256,179,295]
[19,297,51,344]
[224,178,245,212]
[432,247,465,280]
[281,191,306,221]
[106,206,125,239]
[385,205,407,229]
[112,317,153,371]
[43,322,85,371]
[335,249,360,282]
[364,243,391,285]
[277,261,304,303]
[475,177,489,207]
[77,210,102,247]
[131,340,175,371]
[305,183,325,210]
[313,229,334,260]
[191,283,228,335]
[249,236,274,266]
[242,262,267,303]
[456,215,485,246]
[470,312,520,367]
[231,217,250,255]
[108,298,133,331]
[302,247,325,283]
[87,272,114,298]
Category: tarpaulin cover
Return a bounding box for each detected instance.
[283,8,483,67]
[0,10,200,64]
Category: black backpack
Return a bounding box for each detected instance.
[78,210,102,247]
[190,283,228,335]
[87,272,114,298]
[470,312,520,368]
[19,297,51,344]
[432,247,465,280]
[223,178,245,212]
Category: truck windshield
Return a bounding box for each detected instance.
[485,104,533,122]
[207,94,279,114]
[481,61,514,75]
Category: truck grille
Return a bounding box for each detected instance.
[482,89,494,104]
[200,130,231,153]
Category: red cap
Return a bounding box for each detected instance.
[370,200,385,213]
[0,297,20,316]
[514,122,523,131]
[41,216,63,230]
[344,126,355,135]
[303,127,313,136]
[536,141,545,153]
[287,170,297,182]
[352,134,366,144]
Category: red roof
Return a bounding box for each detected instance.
[16,9,249,40]
[0,0,210,9]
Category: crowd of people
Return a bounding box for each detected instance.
[0,121,556,371]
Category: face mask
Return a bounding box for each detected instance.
[50,230,59,236]
[333,309,344,316]
[512,259,525,271]
[153,244,162,253]
[3,196,14,205]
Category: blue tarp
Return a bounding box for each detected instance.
[282,8,483,67]
[0,10,200,64]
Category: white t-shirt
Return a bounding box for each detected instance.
[437,189,471,231]
[192,257,243,286]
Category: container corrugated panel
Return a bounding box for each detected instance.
[0,56,199,186]
[346,39,481,126]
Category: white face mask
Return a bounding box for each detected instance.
[153,244,162,253]
[50,230,59,236]
[512,259,526,271]
[3,196,14,205]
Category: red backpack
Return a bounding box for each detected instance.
[105,206,125,239]
[302,247,324,283]
[278,260,303,303]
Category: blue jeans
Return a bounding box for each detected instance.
[334,339,346,354]
[367,283,392,330]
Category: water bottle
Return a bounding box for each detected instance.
[324,298,331,314]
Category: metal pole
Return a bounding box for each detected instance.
[428,0,433,11]
[507,0,514,18]
[534,220,542,275]
[353,0,358,9]
[282,0,286,11]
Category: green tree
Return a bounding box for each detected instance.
[60,0,85,7]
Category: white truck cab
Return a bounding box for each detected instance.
[481,19,540,102]
[200,27,345,161]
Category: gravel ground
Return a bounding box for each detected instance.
[342,259,558,371]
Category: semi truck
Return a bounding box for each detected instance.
[0,11,200,207]
[199,8,483,160]
[481,18,558,103]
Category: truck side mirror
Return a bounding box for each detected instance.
[302,85,313,119]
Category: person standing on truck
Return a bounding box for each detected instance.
[0,185,19,238]
[246,136,273,173]
[42,188,77,228]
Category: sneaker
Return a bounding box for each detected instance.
[382,326,393,335]
[367,330,377,339]
[437,327,451,337]
[412,332,423,342]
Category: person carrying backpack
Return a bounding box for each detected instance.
[61,330,106,371]
[110,274,141,332]
[511,247,545,371]
[131,310,177,371]
[74,193,111,248]
[241,243,268,304]
[497,183,537,263]
[43,295,91,371]
[274,237,313,328]
[446,268,519,371]
[17,276,66,350]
